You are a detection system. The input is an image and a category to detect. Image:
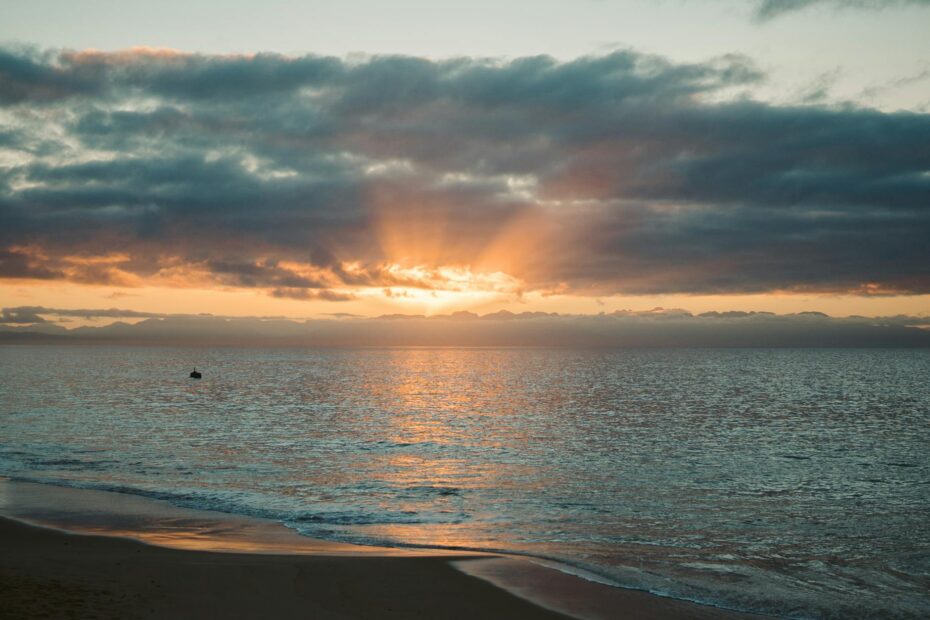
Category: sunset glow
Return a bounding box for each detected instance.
[1,1,928,338]
[2,5,930,619]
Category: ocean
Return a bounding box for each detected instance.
[1,345,928,618]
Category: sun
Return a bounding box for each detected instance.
[368,264,523,315]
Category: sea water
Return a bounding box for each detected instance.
[1,345,928,618]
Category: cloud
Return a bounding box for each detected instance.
[269,287,354,301]
[753,0,930,20]
[0,248,64,279]
[0,307,49,324]
[0,306,288,321]
[0,47,97,103]
[12,306,166,319]
[2,306,928,347]
[0,47,928,299]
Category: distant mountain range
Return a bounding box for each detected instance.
[3,310,929,347]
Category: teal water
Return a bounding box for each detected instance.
[1,346,928,618]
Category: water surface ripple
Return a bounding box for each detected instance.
[1,346,928,618]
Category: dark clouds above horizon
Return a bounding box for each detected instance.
[1,46,929,299]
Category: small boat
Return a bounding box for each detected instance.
[190,368,202,379]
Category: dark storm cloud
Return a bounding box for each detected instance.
[0,47,928,297]
[753,0,930,20]
[0,47,98,103]
[0,128,24,149]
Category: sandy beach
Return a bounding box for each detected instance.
[0,480,767,619]
[1,516,573,620]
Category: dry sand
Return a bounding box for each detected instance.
[0,517,568,620]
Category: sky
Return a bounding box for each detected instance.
[1,0,929,336]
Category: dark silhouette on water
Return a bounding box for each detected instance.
[190,368,202,379]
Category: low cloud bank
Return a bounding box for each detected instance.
[2,307,928,347]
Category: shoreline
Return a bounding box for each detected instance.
[0,479,768,619]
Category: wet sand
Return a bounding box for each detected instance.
[0,516,574,619]
[0,480,767,619]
